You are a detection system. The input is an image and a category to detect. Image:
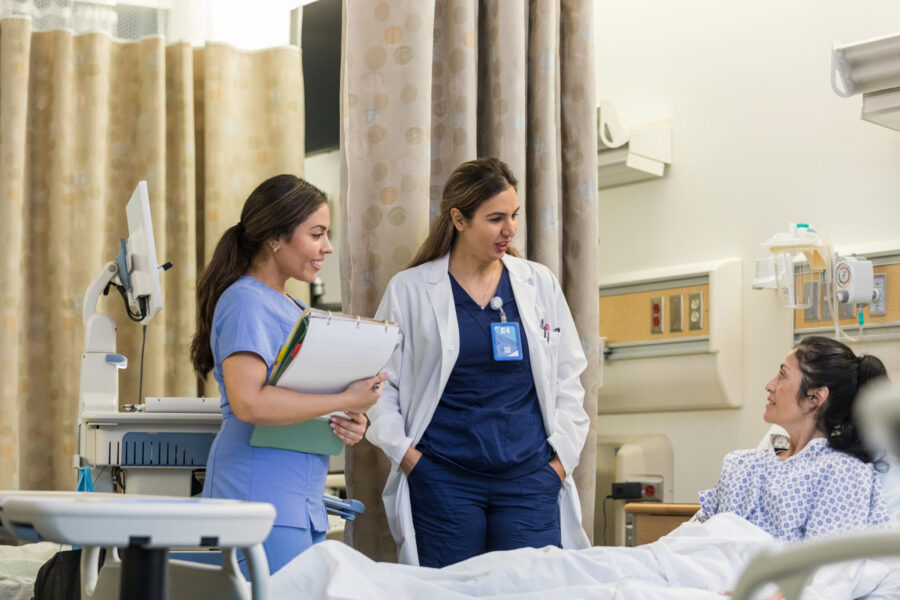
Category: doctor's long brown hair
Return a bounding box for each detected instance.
[408,157,520,269]
[190,175,327,379]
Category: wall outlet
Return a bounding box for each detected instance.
[688,292,703,330]
[650,297,663,334]
[871,273,887,317]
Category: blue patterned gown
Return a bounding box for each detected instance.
[694,437,889,541]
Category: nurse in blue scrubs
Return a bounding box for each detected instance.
[368,158,591,567]
[190,174,387,575]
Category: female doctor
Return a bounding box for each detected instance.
[367,157,590,567]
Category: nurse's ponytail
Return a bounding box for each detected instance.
[793,336,888,464]
[190,175,327,379]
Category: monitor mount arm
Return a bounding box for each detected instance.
[79,262,128,415]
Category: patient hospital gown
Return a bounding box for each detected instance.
[695,437,889,541]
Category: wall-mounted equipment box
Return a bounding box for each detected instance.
[596,99,672,189]
[598,258,742,414]
[793,242,900,341]
[832,32,900,131]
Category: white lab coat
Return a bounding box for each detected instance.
[367,252,591,565]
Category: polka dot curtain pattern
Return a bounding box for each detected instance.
[340,0,600,558]
[0,17,305,490]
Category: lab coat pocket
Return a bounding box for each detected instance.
[530,324,557,402]
[546,329,562,386]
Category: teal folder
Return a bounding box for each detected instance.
[249,418,344,456]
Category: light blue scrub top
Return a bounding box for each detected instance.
[202,276,329,532]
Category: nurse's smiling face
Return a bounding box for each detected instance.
[273,202,333,284]
[764,350,816,431]
[451,185,518,264]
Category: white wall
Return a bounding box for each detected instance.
[594,0,900,501]
[304,149,343,305]
[168,0,308,49]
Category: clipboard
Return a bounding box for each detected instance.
[249,310,401,455]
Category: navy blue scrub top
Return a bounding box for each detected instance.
[417,267,553,477]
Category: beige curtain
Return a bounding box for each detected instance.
[340,0,599,559]
[0,17,305,490]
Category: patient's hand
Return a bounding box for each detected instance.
[331,412,367,445]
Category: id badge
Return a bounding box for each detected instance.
[491,322,523,361]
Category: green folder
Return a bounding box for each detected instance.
[249,418,344,456]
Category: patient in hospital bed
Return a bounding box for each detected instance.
[692,336,889,541]
[269,336,892,599]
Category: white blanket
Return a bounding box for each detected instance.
[0,542,62,600]
[270,513,890,599]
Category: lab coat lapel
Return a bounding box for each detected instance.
[425,254,458,407]
[504,255,552,422]
[504,255,539,335]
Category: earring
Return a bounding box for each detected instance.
[271,243,280,253]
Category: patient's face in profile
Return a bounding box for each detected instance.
[764,350,811,430]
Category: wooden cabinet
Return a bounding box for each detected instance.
[624,502,699,546]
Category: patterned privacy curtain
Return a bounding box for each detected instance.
[0,17,305,490]
[340,0,600,559]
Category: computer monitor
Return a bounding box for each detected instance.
[122,181,163,324]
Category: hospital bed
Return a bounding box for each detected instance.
[260,379,900,600]
[732,529,900,600]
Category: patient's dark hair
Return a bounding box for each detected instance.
[793,336,888,464]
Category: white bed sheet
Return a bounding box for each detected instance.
[0,542,62,600]
[270,513,889,600]
[858,556,900,600]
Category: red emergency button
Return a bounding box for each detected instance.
[643,484,656,498]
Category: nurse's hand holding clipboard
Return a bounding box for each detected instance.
[331,372,389,445]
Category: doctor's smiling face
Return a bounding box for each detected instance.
[764,350,817,431]
[451,185,518,264]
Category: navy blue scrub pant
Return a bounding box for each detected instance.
[407,454,562,568]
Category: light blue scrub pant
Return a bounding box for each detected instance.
[238,525,326,579]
